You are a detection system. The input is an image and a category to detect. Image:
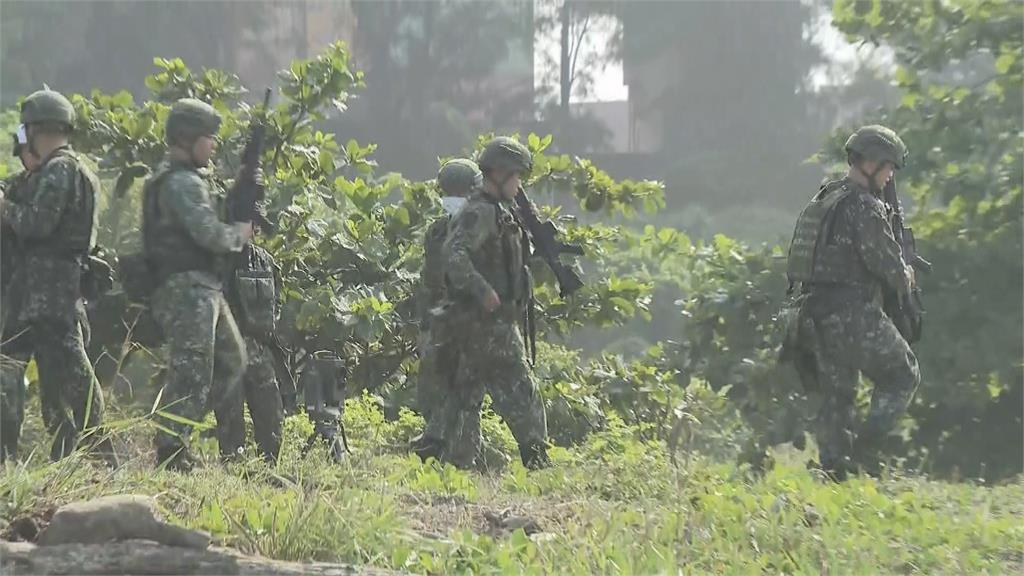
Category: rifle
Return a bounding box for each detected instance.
[227,88,275,234]
[268,335,298,413]
[514,188,585,298]
[882,176,931,343]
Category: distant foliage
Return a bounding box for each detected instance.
[8,0,1020,481]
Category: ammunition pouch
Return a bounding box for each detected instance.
[883,288,923,344]
[776,294,819,393]
[118,252,158,304]
[234,268,276,337]
[80,250,115,302]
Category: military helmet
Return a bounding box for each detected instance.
[437,158,483,196]
[165,98,222,145]
[20,89,76,127]
[477,136,533,175]
[844,125,908,169]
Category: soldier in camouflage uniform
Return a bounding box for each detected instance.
[143,98,253,471]
[0,90,116,465]
[217,241,288,463]
[1,126,40,463]
[441,137,549,470]
[411,158,482,461]
[783,125,921,481]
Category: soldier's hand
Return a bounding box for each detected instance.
[235,221,255,242]
[905,264,917,288]
[483,290,501,312]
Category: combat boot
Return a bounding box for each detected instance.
[519,441,550,470]
[83,434,120,469]
[49,422,78,462]
[411,433,445,463]
[156,442,196,473]
[851,429,887,478]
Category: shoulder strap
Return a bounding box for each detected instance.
[821,182,857,244]
[141,167,177,256]
[50,150,96,254]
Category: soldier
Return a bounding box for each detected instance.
[783,125,921,481]
[441,137,549,470]
[411,158,481,461]
[217,239,289,464]
[143,98,252,471]
[1,125,39,463]
[0,90,116,466]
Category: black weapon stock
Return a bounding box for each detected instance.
[885,177,932,274]
[228,88,274,234]
[883,176,930,342]
[515,188,584,298]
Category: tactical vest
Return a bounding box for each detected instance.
[786,179,864,286]
[142,163,219,282]
[24,148,97,258]
[461,196,529,307]
[420,216,450,318]
[230,244,278,337]
[1,171,31,291]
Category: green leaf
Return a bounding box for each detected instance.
[994,52,1017,74]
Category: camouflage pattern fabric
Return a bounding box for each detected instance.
[0,148,106,462]
[144,157,248,465]
[1,304,97,462]
[416,217,457,434]
[217,244,285,462]
[790,177,920,478]
[150,273,247,460]
[0,169,31,462]
[214,336,283,462]
[438,309,548,469]
[440,192,548,468]
[417,304,463,451]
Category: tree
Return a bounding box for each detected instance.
[531,0,621,154]
[824,0,1023,481]
[340,0,536,179]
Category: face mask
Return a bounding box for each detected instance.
[441,196,467,216]
[11,124,27,158]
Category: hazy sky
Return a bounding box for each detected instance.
[533,2,893,104]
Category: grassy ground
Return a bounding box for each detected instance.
[1,394,1021,574]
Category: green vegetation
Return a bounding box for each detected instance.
[1,1,1021,571]
[2,398,1021,574]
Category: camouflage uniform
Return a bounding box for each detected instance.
[415,218,460,429]
[413,159,479,460]
[442,181,548,469]
[785,126,920,479]
[2,169,96,464]
[1,169,32,462]
[144,146,249,467]
[1,141,108,462]
[217,244,286,463]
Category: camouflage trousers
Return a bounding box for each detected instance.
[797,294,920,474]
[0,303,103,462]
[213,336,283,463]
[150,273,246,459]
[433,309,547,468]
[417,316,461,443]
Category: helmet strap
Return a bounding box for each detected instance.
[484,170,515,199]
[25,124,40,158]
[855,161,885,195]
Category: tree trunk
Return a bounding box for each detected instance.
[0,540,398,576]
[559,0,572,114]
